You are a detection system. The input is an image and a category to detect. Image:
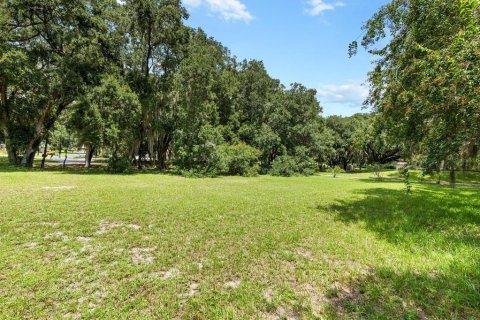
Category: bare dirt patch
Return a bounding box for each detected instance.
[261,306,300,320]
[63,311,81,319]
[179,282,199,298]
[161,268,180,280]
[264,287,274,303]
[296,248,313,259]
[45,231,69,242]
[321,255,372,276]
[300,283,327,316]
[130,247,155,265]
[40,222,60,227]
[76,236,92,242]
[324,280,366,317]
[224,279,241,289]
[42,186,77,191]
[25,242,38,248]
[96,222,141,235]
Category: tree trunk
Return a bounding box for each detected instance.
[21,136,42,167]
[41,136,49,169]
[449,168,456,187]
[157,133,171,170]
[63,149,68,169]
[3,133,18,164]
[85,145,95,168]
[0,81,15,164]
[138,141,143,169]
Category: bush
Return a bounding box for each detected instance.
[269,147,318,177]
[371,164,383,179]
[217,143,260,176]
[174,124,226,176]
[107,154,131,174]
[327,166,345,178]
[176,143,260,177]
[270,155,298,177]
[293,146,317,176]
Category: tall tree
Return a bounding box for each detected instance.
[351,0,480,183]
[171,30,228,172]
[68,75,141,167]
[122,0,189,168]
[0,0,122,166]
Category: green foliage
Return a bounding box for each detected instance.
[370,164,383,179]
[217,143,260,177]
[0,1,343,173]
[174,124,225,176]
[402,168,413,194]
[252,124,283,171]
[0,0,123,166]
[107,154,131,174]
[1,0,409,175]
[326,114,367,169]
[327,166,345,178]
[292,146,318,176]
[356,0,480,175]
[270,149,317,177]
[69,75,141,157]
[270,155,298,177]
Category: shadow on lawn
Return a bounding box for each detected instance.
[325,262,480,319]
[320,185,480,318]
[0,158,179,176]
[325,185,480,248]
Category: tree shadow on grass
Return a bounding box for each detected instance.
[322,185,480,249]
[319,185,480,318]
[0,158,181,176]
[324,263,480,319]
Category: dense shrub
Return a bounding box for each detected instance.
[270,155,298,176]
[176,142,260,177]
[174,125,227,176]
[292,146,317,176]
[217,143,260,176]
[269,147,318,177]
[107,154,131,174]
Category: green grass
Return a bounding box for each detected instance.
[386,169,480,185]
[0,166,479,319]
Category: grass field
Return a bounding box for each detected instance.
[0,167,479,319]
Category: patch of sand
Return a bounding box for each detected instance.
[42,186,77,191]
[130,247,155,264]
[161,268,180,280]
[96,222,141,235]
[224,279,241,289]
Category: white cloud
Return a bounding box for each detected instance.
[305,0,345,16]
[316,82,369,111]
[184,0,253,23]
[183,0,202,7]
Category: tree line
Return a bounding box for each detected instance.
[0,0,402,175]
[1,0,479,179]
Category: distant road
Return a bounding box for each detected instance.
[49,153,98,165]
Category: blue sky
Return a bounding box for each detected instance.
[182,0,389,116]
